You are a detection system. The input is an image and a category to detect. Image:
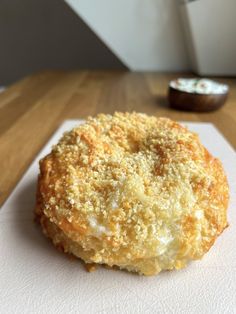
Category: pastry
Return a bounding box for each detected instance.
[35,112,229,275]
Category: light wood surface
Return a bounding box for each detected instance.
[0,71,235,206]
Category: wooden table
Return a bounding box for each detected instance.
[0,71,235,206]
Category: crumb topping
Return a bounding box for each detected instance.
[36,112,229,274]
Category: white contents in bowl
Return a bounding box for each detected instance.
[170,78,228,95]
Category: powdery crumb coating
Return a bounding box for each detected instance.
[35,112,229,275]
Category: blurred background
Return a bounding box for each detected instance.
[1,0,235,85]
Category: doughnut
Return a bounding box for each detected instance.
[35,112,229,275]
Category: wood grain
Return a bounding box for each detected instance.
[0,70,235,206]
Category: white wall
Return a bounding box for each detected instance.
[66,0,190,71]
[181,0,236,76]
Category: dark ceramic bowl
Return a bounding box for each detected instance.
[168,86,228,112]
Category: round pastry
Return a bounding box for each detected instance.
[35,112,229,275]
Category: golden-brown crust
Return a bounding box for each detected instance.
[35,112,229,275]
